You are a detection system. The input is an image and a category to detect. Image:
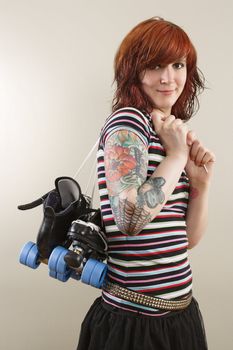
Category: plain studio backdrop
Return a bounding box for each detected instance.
[0,0,232,349]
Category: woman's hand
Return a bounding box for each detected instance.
[151,109,216,185]
[185,130,216,185]
[151,109,190,163]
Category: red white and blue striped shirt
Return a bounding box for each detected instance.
[97,107,192,316]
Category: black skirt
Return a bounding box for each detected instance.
[76,296,208,350]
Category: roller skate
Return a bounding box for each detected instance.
[18,176,108,288]
[48,209,108,288]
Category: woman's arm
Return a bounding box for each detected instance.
[185,181,210,249]
[184,133,216,248]
[105,129,187,236]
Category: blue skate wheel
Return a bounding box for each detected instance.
[49,269,57,278]
[19,241,35,265]
[48,246,72,282]
[26,244,40,269]
[57,272,71,282]
[81,258,98,285]
[89,261,107,288]
[49,269,71,282]
[19,241,40,269]
[48,246,68,273]
[57,249,70,274]
[81,259,107,288]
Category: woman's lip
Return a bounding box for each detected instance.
[158,90,174,92]
[157,90,175,95]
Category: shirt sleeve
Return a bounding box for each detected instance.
[100,107,150,148]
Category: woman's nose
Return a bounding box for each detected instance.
[160,65,175,83]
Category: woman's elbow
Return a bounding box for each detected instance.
[187,239,200,250]
[115,222,141,236]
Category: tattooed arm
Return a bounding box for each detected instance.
[105,130,187,235]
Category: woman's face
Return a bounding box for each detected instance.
[139,58,187,116]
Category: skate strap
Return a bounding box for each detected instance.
[73,137,100,202]
[73,137,100,180]
[17,191,50,210]
[18,178,83,211]
[18,138,100,210]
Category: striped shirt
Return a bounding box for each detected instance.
[97,107,192,316]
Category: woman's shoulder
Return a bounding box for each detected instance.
[105,106,151,126]
[99,106,151,147]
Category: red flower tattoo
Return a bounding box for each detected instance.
[105,145,136,181]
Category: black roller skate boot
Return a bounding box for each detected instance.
[19,176,108,288]
[65,208,108,269]
[47,208,108,288]
[18,176,93,267]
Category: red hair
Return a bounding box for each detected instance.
[112,17,206,121]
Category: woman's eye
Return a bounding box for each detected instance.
[149,62,185,71]
[174,62,185,69]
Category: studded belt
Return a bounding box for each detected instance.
[103,281,193,311]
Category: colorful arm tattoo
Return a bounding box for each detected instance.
[105,130,166,235]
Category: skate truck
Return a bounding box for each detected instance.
[18,176,108,288]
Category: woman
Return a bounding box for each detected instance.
[77,16,215,350]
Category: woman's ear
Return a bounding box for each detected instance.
[138,70,146,81]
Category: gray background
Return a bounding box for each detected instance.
[0,0,232,349]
